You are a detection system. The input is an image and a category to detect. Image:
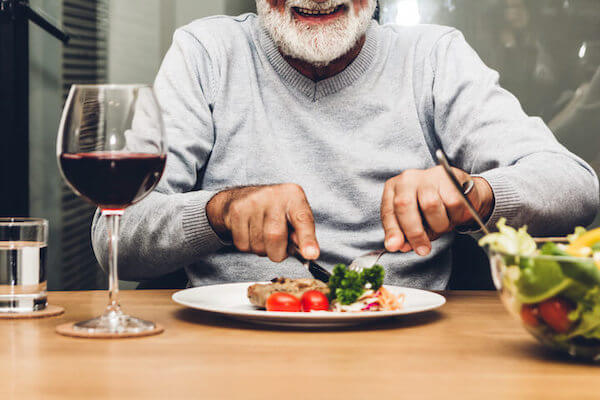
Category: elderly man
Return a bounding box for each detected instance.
[92,0,598,289]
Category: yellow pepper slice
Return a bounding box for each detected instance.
[566,227,600,258]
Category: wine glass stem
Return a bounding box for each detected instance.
[103,211,123,314]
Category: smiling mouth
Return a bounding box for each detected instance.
[292,5,346,20]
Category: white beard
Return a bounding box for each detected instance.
[256,0,376,67]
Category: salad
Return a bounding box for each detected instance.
[262,264,404,312]
[480,218,600,353]
[327,264,403,312]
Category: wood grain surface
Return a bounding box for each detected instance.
[0,290,597,400]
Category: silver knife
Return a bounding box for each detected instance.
[289,244,331,283]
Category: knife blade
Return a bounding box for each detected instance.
[289,245,331,283]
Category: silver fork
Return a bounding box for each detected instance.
[348,249,387,273]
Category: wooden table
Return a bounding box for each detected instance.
[1,290,597,399]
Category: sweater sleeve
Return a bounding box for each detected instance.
[429,30,599,235]
[91,29,228,281]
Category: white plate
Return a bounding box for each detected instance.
[172,282,446,327]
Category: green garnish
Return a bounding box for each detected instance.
[328,264,385,305]
[362,264,384,290]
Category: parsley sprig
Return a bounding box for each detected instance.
[328,264,385,305]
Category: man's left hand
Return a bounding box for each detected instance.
[380,166,494,256]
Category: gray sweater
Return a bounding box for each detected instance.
[92,14,599,289]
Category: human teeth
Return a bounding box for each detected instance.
[296,6,339,15]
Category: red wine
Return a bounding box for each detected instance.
[60,152,166,210]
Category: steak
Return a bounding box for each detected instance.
[247,277,330,308]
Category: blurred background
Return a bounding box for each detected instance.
[1,0,599,290]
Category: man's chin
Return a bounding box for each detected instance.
[257,0,375,68]
[278,37,354,67]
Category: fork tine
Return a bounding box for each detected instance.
[349,249,386,272]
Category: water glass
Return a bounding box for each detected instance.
[0,218,48,312]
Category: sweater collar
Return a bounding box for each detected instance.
[258,20,379,101]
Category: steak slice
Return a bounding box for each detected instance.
[247,277,330,308]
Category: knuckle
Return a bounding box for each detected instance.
[260,186,275,196]
[433,165,445,175]
[393,195,413,209]
[380,207,395,218]
[445,196,463,211]
[401,169,418,179]
[420,197,439,213]
[228,202,244,218]
[234,238,250,253]
[293,210,314,224]
[405,228,425,240]
[264,228,286,242]
[246,194,262,208]
[384,225,401,236]
[283,183,305,196]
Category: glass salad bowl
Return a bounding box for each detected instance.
[483,220,600,361]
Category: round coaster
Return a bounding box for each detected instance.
[0,305,65,320]
[55,322,164,339]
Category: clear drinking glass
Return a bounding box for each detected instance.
[57,84,166,335]
[0,218,48,312]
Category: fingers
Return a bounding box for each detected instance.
[380,167,482,257]
[382,167,466,257]
[439,178,469,226]
[417,186,450,235]
[222,184,319,261]
[263,207,288,262]
[248,211,266,256]
[228,202,250,253]
[393,184,432,256]
[287,197,319,260]
[381,182,405,252]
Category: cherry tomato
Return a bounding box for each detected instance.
[538,297,573,333]
[520,304,541,327]
[301,290,329,312]
[266,292,301,312]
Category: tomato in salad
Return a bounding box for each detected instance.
[266,293,301,312]
[538,297,573,333]
[300,290,329,312]
[520,304,541,327]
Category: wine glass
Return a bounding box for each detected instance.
[57,84,166,335]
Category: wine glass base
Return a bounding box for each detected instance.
[73,310,156,335]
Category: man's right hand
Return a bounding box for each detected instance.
[206,184,320,262]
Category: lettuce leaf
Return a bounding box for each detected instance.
[566,287,600,340]
[567,226,588,243]
[478,218,536,256]
[540,242,600,286]
[515,256,571,304]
